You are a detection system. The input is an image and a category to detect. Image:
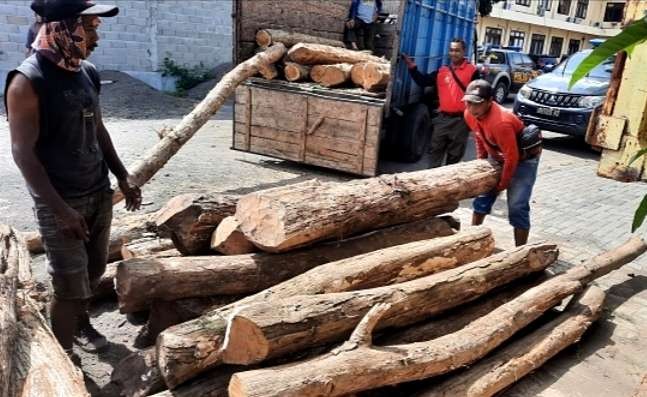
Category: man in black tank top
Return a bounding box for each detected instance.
[5,0,141,361]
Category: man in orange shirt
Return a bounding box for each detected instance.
[463,80,541,246]
[402,38,480,168]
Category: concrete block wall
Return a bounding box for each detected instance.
[0,0,233,93]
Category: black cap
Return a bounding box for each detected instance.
[31,0,119,22]
[462,79,494,103]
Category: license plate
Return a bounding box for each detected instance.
[536,107,560,117]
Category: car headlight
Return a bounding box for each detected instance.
[578,95,606,108]
[519,85,532,99]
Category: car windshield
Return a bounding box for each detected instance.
[554,52,614,79]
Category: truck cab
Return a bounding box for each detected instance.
[232,0,477,176]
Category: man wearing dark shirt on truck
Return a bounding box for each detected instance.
[401,38,479,168]
[345,0,383,52]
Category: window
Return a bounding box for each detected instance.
[545,0,552,10]
[515,0,530,5]
[530,34,545,55]
[549,37,564,57]
[488,51,506,65]
[485,27,503,46]
[604,2,625,22]
[568,39,580,54]
[508,30,525,48]
[536,0,551,15]
[557,0,571,15]
[509,53,524,65]
[575,0,588,18]
[521,54,534,66]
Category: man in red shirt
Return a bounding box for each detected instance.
[402,38,479,167]
[463,80,541,246]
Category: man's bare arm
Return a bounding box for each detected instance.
[7,73,89,240]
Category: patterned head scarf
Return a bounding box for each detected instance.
[32,17,87,72]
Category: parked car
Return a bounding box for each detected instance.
[529,54,559,72]
[477,48,537,103]
[513,49,614,137]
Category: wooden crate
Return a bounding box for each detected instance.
[234,81,383,176]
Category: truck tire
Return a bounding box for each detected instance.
[494,80,509,104]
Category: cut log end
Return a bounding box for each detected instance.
[284,62,311,82]
[221,314,269,365]
[255,29,272,48]
[211,216,257,255]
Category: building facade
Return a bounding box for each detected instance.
[477,0,626,57]
[0,0,232,93]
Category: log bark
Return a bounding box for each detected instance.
[256,29,345,49]
[284,62,311,82]
[287,43,387,65]
[135,296,242,349]
[156,217,473,388]
[377,275,546,345]
[21,232,43,255]
[117,216,460,313]
[211,216,257,255]
[257,63,279,80]
[633,374,647,397]
[0,226,30,397]
[226,236,647,397]
[219,242,556,365]
[111,348,165,397]
[310,63,353,87]
[416,286,605,397]
[10,293,89,397]
[121,237,177,259]
[154,193,238,255]
[236,159,498,253]
[112,44,287,204]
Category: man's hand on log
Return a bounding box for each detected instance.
[118,177,142,212]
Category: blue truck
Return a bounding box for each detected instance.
[232,0,477,176]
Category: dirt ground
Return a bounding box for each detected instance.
[1,70,646,396]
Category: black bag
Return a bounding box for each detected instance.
[481,124,542,159]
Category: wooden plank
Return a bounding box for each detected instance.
[589,115,626,150]
[305,135,364,156]
[234,133,248,150]
[308,96,369,123]
[251,126,302,145]
[236,86,250,104]
[367,106,383,127]
[304,152,362,174]
[306,117,364,140]
[598,136,645,181]
[305,143,360,165]
[250,136,301,161]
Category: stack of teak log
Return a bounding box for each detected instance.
[253,28,391,92]
[70,159,642,397]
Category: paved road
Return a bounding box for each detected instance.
[0,78,645,396]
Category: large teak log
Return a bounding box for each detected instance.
[121,237,177,260]
[11,294,89,397]
[117,217,460,313]
[310,63,353,87]
[287,43,387,65]
[155,219,487,388]
[236,159,499,252]
[154,193,238,255]
[211,216,257,255]
[112,44,286,203]
[257,63,278,80]
[220,242,556,365]
[284,62,311,82]
[0,226,30,397]
[417,286,605,397]
[156,232,532,388]
[256,29,344,48]
[227,236,647,397]
[351,62,390,91]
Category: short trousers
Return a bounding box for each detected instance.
[33,189,113,300]
[472,156,539,230]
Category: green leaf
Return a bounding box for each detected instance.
[626,43,638,57]
[629,147,647,166]
[632,195,647,232]
[569,19,647,89]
